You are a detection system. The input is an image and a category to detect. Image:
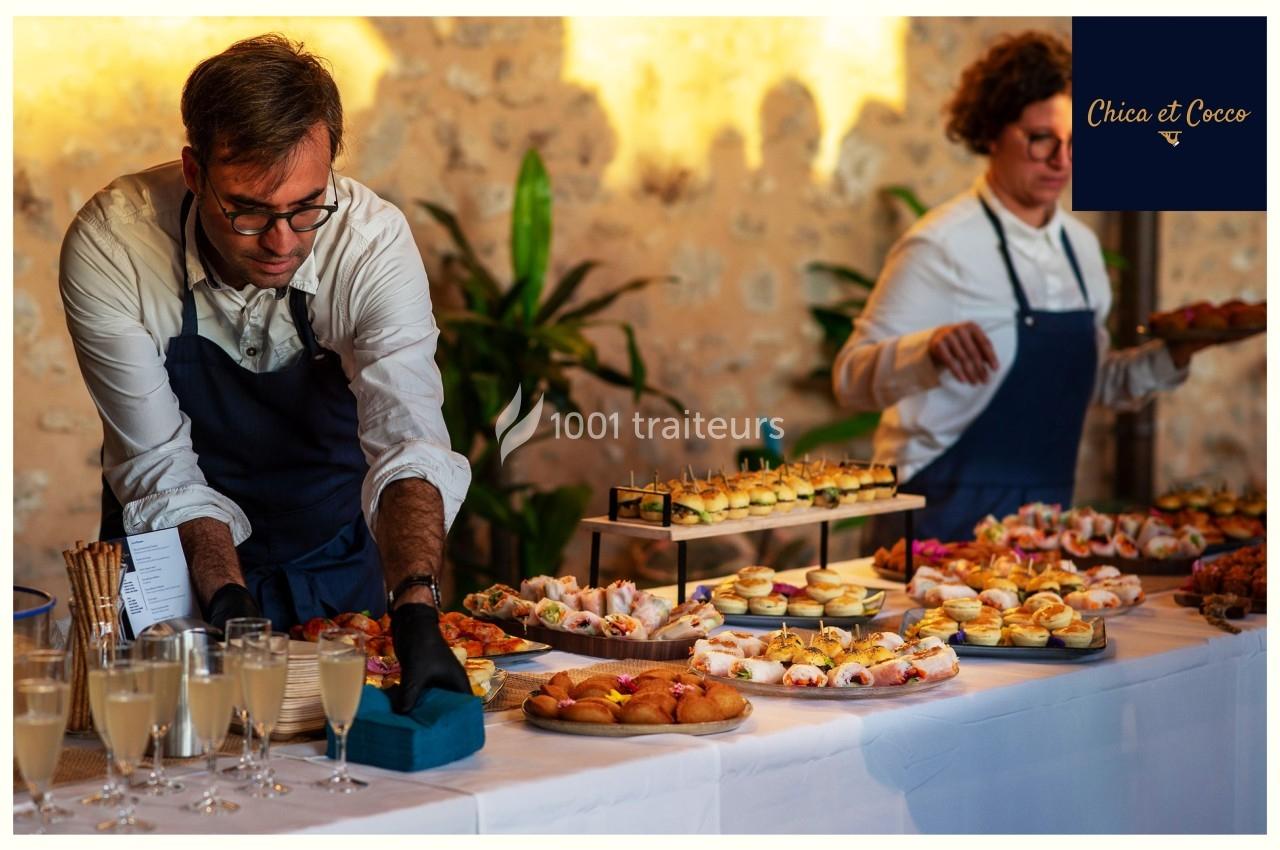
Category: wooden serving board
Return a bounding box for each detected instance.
[482,618,699,661]
[579,494,926,541]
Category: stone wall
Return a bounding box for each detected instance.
[13,17,1265,608]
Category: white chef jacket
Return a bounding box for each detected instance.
[832,175,1187,483]
[59,161,472,545]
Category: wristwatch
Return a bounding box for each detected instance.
[388,574,441,610]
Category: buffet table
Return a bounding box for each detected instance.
[18,559,1266,834]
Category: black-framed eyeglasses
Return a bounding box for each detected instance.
[1023,129,1072,163]
[205,169,340,235]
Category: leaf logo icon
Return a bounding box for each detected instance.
[496,386,544,465]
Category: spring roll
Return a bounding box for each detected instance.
[520,576,553,602]
[729,657,786,684]
[651,613,702,641]
[543,575,581,603]
[630,591,673,633]
[606,580,638,615]
[602,612,649,640]
[561,610,604,636]
[535,597,570,630]
[488,592,526,620]
[690,649,740,677]
[577,587,606,616]
[827,661,874,688]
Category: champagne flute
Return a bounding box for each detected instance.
[14,650,73,830]
[80,616,131,808]
[97,658,155,833]
[238,632,290,798]
[221,617,270,780]
[131,632,184,794]
[185,644,240,816]
[313,628,369,793]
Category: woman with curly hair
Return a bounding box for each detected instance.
[834,31,1208,541]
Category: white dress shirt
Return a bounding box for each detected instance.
[833,175,1187,483]
[59,161,472,545]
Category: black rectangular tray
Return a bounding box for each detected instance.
[899,607,1108,659]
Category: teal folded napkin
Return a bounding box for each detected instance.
[326,685,484,772]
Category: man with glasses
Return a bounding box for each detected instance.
[833,31,1209,542]
[60,34,471,710]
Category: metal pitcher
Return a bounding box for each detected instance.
[140,618,222,758]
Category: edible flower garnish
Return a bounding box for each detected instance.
[669,682,691,697]
[605,689,632,705]
[615,674,638,694]
[557,698,576,709]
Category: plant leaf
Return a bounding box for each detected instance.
[517,485,592,577]
[511,149,552,321]
[790,412,881,457]
[883,185,929,218]
[805,262,876,290]
[581,362,685,413]
[619,322,646,402]
[1101,248,1130,271]
[809,306,854,347]
[535,260,601,324]
[418,201,501,305]
[557,275,675,323]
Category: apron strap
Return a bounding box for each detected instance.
[178,192,199,337]
[288,287,324,359]
[1059,228,1091,307]
[977,196,1033,318]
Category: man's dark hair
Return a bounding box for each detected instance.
[181,33,344,179]
[945,31,1072,155]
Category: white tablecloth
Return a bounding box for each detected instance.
[18,559,1266,834]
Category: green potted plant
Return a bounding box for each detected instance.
[421,149,682,595]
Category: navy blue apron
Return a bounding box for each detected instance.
[897,198,1099,542]
[100,192,386,630]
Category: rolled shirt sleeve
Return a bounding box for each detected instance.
[59,211,253,543]
[1093,326,1190,410]
[342,208,472,537]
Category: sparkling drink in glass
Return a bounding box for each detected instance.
[14,650,73,830]
[185,643,240,815]
[131,631,184,794]
[220,617,270,780]
[314,628,369,792]
[97,658,155,833]
[239,632,291,798]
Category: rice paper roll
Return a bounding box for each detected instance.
[602,612,649,640]
[577,587,606,616]
[651,613,703,641]
[690,649,739,677]
[520,576,552,602]
[534,597,570,630]
[488,592,527,620]
[561,610,604,635]
[605,580,638,615]
[782,664,828,687]
[630,591,673,632]
[728,657,786,684]
[868,631,904,650]
[711,632,766,658]
[827,661,874,688]
[543,576,580,603]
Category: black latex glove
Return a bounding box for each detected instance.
[205,583,262,633]
[388,602,471,714]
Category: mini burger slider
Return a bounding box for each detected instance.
[811,473,841,508]
[786,475,814,510]
[700,487,729,523]
[835,472,861,505]
[725,484,751,520]
[771,479,797,514]
[638,485,670,523]
[748,485,777,516]
[670,489,710,525]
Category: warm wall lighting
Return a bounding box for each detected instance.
[13,17,391,163]
[563,17,908,184]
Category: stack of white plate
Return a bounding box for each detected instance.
[274,640,325,738]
